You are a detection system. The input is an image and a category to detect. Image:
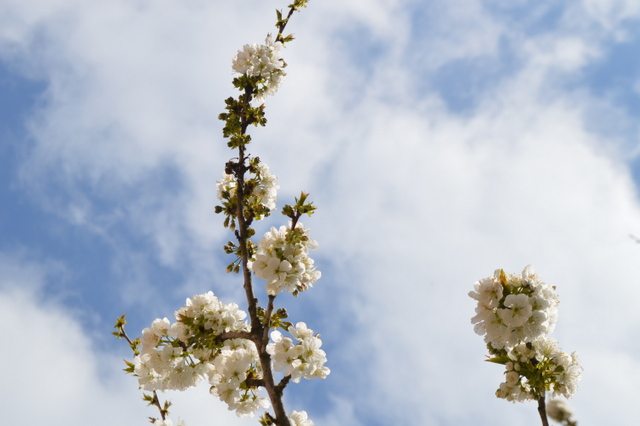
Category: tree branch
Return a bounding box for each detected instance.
[538,395,550,426]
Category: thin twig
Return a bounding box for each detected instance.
[538,395,550,426]
[232,5,305,424]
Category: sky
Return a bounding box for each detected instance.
[1,0,640,425]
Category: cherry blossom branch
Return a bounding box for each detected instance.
[113,316,178,425]
[469,267,582,426]
[116,3,327,425]
[234,142,260,328]
[224,4,314,425]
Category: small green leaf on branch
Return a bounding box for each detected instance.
[486,356,510,365]
[282,192,316,224]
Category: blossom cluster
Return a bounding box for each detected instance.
[232,34,286,101]
[135,316,212,392]
[496,337,582,402]
[267,322,330,383]
[208,339,268,417]
[131,292,328,421]
[469,266,582,402]
[251,223,321,295]
[216,162,279,220]
[134,292,266,417]
[469,265,558,350]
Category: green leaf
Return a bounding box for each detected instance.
[485,356,510,365]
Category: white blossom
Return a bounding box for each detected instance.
[176,291,249,336]
[267,322,330,383]
[208,339,267,418]
[288,410,314,426]
[250,223,320,295]
[232,34,286,101]
[216,162,279,220]
[470,266,558,350]
[498,294,533,327]
[469,276,503,309]
[496,337,582,401]
[471,266,581,404]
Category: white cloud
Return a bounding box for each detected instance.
[580,0,640,33]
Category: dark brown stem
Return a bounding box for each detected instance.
[245,376,266,388]
[150,391,167,421]
[229,7,306,425]
[256,335,289,425]
[116,324,134,346]
[276,6,297,43]
[234,83,289,426]
[263,295,277,341]
[216,330,253,342]
[276,374,291,393]
[236,148,259,321]
[538,395,550,426]
[290,211,301,229]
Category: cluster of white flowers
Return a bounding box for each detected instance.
[209,339,268,417]
[232,34,286,101]
[175,292,249,336]
[133,293,328,421]
[216,162,279,220]
[496,337,582,402]
[469,265,558,350]
[267,322,330,383]
[470,266,582,402]
[135,316,211,392]
[288,410,314,426]
[134,292,270,417]
[251,224,321,295]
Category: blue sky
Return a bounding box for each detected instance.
[2,0,640,425]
